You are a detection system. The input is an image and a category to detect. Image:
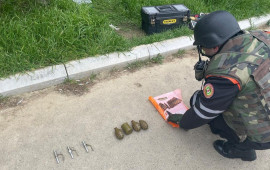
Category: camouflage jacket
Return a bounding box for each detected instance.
[205,30,270,143]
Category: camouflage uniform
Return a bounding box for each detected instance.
[205,30,270,143]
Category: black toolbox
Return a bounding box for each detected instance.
[141,4,190,35]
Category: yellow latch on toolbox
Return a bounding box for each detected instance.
[163,19,177,24]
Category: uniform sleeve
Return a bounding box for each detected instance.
[180,77,239,130]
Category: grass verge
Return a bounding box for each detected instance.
[0,0,270,78]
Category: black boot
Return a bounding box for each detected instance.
[213,140,257,161]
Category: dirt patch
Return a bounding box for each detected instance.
[0,96,24,110]
[0,88,50,110]
[115,22,146,39]
[55,78,94,96]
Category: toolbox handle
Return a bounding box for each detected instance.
[156,5,176,12]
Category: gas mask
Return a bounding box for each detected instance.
[194,46,209,81]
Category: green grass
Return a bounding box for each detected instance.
[0,0,270,78]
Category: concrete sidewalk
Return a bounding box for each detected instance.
[0,51,270,169]
[1,14,270,96]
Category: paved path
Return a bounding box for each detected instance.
[0,50,270,170]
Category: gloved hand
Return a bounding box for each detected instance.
[167,111,183,124]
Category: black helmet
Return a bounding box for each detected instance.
[193,10,241,48]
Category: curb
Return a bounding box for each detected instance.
[65,36,194,80]
[1,14,270,96]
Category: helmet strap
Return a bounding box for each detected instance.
[197,45,209,58]
[197,46,202,61]
[197,45,220,58]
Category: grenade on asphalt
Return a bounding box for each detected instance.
[139,120,148,130]
[121,122,133,135]
[131,120,141,132]
[114,127,124,140]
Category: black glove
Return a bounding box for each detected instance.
[167,111,183,124]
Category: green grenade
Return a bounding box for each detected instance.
[139,120,148,130]
[121,122,133,135]
[114,127,124,140]
[131,120,141,132]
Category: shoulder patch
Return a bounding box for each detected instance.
[203,83,214,98]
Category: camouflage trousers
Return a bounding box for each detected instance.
[208,115,270,150]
